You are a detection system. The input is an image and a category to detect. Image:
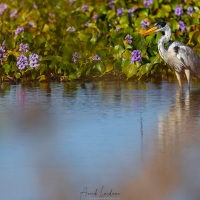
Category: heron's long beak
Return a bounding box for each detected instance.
[143,27,158,36]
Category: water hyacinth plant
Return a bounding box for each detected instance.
[17,54,29,70]
[117,8,124,16]
[141,20,150,29]
[0,3,7,15]
[14,26,24,39]
[0,0,199,82]
[143,0,153,8]
[82,5,89,12]
[92,55,101,61]
[178,21,187,33]
[108,0,115,10]
[125,34,133,44]
[29,54,40,68]
[0,46,6,62]
[72,52,81,63]
[174,5,184,16]
[187,7,194,15]
[19,43,29,53]
[131,50,142,64]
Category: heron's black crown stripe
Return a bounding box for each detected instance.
[155,22,166,27]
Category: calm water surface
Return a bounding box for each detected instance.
[0,81,200,200]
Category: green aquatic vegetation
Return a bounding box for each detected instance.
[0,0,200,82]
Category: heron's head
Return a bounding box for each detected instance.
[143,22,169,36]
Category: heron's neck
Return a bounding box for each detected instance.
[158,28,171,58]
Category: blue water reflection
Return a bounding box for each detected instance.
[0,81,200,200]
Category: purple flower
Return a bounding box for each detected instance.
[73,52,81,58]
[93,14,98,19]
[14,26,24,39]
[85,22,90,27]
[174,5,183,17]
[117,8,124,16]
[0,41,6,62]
[29,53,40,68]
[19,43,29,53]
[0,3,7,16]
[108,0,115,10]
[72,52,81,63]
[17,54,29,70]
[128,7,136,17]
[33,4,38,9]
[69,0,75,4]
[115,28,120,32]
[82,5,89,12]
[143,0,153,8]
[66,26,75,32]
[92,55,101,61]
[141,20,149,29]
[131,50,142,63]
[10,10,17,18]
[27,22,35,28]
[49,13,55,18]
[125,34,133,44]
[178,21,187,33]
[187,7,194,15]
[72,57,77,63]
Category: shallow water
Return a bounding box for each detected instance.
[0,81,200,200]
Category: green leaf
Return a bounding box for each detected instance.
[78,32,92,42]
[104,61,113,73]
[107,10,115,20]
[122,50,131,59]
[40,65,47,75]
[162,5,171,12]
[43,55,53,61]
[171,20,179,31]
[69,73,77,80]
[6,38,16,49]
[15,72,21,79]
[138,63,153,78]
[90,37,97,43]
[55,56,62,62]
[119,16,129,24]
[43,24,50,32]
[3,64,11,75]
[95,62,105,74]
[31,71,37,79]
[150,56,161,65]
[145,33,156,44]
[122,63,138,78]
[96,50,107,58]
[122,58,131,68]
[38,75,47,81]
[35,34,46,47]
[116,24,129,29]
[113,45,124,58]
[138,9,148,17]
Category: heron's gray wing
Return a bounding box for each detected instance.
[174,45,200,78]
[166,41,186,73]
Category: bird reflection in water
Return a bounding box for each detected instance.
[123,88,200,200]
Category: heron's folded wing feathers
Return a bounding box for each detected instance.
[174,45,200,77]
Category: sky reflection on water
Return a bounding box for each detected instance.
[0,81,200,200]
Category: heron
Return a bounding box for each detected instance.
[143,22,200,88]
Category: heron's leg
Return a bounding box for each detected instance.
[184,69,190,89]
[175,71,182,88]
